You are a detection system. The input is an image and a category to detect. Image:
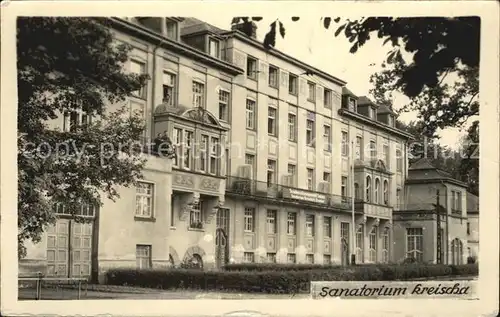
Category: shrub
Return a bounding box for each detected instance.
[467,256,476,264]
[105,263,478,293]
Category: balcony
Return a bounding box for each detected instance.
[354,200,392,219]
[225,176,352,211]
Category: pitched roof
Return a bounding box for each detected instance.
[342,86,358,98]
[357,96,379,108]
[180,17,227,36]
[467,192,479,213]
[407,158,467,187]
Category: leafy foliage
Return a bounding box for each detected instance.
[17,17,149,258]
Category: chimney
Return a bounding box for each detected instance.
[231,22,257,39]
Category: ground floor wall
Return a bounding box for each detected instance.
[221,197,393,265]
[393,217,468,264]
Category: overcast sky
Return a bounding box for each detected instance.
[198,16,471,148]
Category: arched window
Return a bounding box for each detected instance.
[366,176,372,202]
[354,183,360,200]
[374,178,380,204]
[383,180,389,205]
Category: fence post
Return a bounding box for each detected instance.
[36,272,42,300]
[78,280,81,300]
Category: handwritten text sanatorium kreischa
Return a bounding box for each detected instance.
[317,283,470,298]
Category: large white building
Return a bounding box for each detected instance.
[24,17,476,283]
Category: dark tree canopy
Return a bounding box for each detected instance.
[17,17,149,257]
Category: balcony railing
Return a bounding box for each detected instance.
[225,176,352,211]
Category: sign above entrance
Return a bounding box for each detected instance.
[282,188,328,205]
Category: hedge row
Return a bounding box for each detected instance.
[105,264,478,294]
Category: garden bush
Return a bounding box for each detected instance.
[105,263,478,294]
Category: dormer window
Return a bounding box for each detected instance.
[165,19,178,40]
[368,107,376,119]
[209,38,220,58]
[348,98,357,112]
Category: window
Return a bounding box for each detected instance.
[305,214,315,236]
[370,140,377,159]
[266,210,277,234]
[192,81,205,108]
[396,149,402,172]
[341,131,349,156]
[245,154,255,178]
[288,164,297,187]
[287,253,296,264]
[306,254,314,264]
[396,188,401,209]
[267,160,277,187]
[165,19,178,40]
[366,176,372,202]
[246,56,257,79]
[170,198,175,227]
[268,65,279,88]
[218,90,230,121]
[355,136,362,160]
[383,180,389,205]
[456,192,462,212]
[246,99,256,130]
[323,216,332,238]
[323,254,331,264]
[348,98,356,111]
[341,222,350,240]
[200,135,209,172]
[323,88,333,109]
[63,110,92,132]
[406,228,423,262]
[306,112,315,146]
[209,137,219,174]
[323,172,331,184]
[162,72,176,106]
[243,252,255,263]
[341,176,348,198]
[387,115,393,127]
[266,253,277,263]
[382,227,390,263]
[467,222,470,235]
[244,207,255,232]
[183,130,193,169]
[136,245,151,269]
[172,128,182,167]
[189,200,202,228]
[307,82,316,101]
[268,107,277,136]
[307,168,315,191]
[209,38,220,58]
[354,183,360,200]
[356,225,364,263]
[288,73,298,95]
[323,125,332,152]
[130,60,146,98]
[288,113,297,141]
[374,178,380,204]
[287,212,296,235]
[369,227,377,262]
[135,182,154,218]
[383,144,390,166]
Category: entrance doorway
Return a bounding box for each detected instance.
[215,208,230,269]
[46,219,93,278]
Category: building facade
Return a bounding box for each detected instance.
[393,158,470,264]
[20,16,437,281]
